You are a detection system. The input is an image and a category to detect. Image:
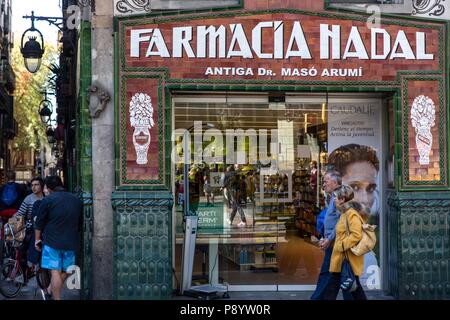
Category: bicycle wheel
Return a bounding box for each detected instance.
[0,260,23,298]
[3,241,14,260]
[36,267,51,290]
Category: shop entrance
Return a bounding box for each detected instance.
[172,93,387,292]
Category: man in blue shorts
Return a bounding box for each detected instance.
[34,176,82,300]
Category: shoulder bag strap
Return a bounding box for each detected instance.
[344,213,350,236]
[343,213,350,260]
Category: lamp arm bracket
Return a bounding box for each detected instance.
[44,19,65,31]
[87,83,111,118]
[22,14,65,31]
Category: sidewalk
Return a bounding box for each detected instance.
[1,279,393,300]
[173,289,395,300]
[0,277,80,300]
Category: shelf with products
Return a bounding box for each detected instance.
[251,243,278,271]
[219,242,278,272]
[292,165,321,239]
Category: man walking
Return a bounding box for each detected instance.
[34,176,82,300]
[310,170,352,300]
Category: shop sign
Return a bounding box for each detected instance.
[197,203,224,231]
[122,12,441,82]
[130,23,433,61]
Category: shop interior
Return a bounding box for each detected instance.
[172,93,388,290]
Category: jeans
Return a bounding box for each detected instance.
[229,193,246,223]
[324,273,367,300]
[311,246,353,300]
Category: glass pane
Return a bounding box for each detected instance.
[327,100,383,290]
[173,98,327,287]
[173,96,384,291]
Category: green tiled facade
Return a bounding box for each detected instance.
[388,192,450,299]
[102,1,450,300]
[80,193,93,299]
[77,20,93,300]
[112,192,173,300]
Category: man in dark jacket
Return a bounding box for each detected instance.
[34,176,82,300]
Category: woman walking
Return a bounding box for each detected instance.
[324,185,367,300]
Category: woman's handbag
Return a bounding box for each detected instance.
[340,255,357,292]
[344,212,377,256]
[351,219,377,256]
[340,214,358,292]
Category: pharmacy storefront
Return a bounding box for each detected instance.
[112,4,450,300]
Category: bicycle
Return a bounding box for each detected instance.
[0,218,20,266]
[0,224,50,299]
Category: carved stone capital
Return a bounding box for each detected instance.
[87,83,111,118]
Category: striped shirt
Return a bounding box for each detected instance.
[16,193,43,229]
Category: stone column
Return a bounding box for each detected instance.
[91,1,114,299]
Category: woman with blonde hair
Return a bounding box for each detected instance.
[324,185,367,300]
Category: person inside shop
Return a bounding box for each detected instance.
[188,165,203,214]
[222,165,235,210]
[324,184,368,300]
[203,175,214,206]
[245,170,256,204]
[223,165,247,227]
[310,170,352,300]
[309,160,318,194]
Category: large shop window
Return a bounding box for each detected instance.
[172,93,385,290]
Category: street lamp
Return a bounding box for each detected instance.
[46,125,56,144]
[20,11,64,73]
[38,91,53,124]
[21,35,44,73]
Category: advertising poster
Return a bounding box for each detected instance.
[328,101,382,290]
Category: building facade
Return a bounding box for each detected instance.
[0,0,16,183]
[76,0,450,300]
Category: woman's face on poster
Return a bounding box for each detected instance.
[342,161,378,212]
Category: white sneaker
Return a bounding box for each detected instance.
[237,221,246,227]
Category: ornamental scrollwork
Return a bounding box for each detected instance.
[77,0,92,7]
[412,0,446,16]
[116,0,151,14]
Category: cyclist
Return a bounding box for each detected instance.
[14,177,44,277]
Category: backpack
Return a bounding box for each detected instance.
[1,183,18,207]
[344,212,377,256]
